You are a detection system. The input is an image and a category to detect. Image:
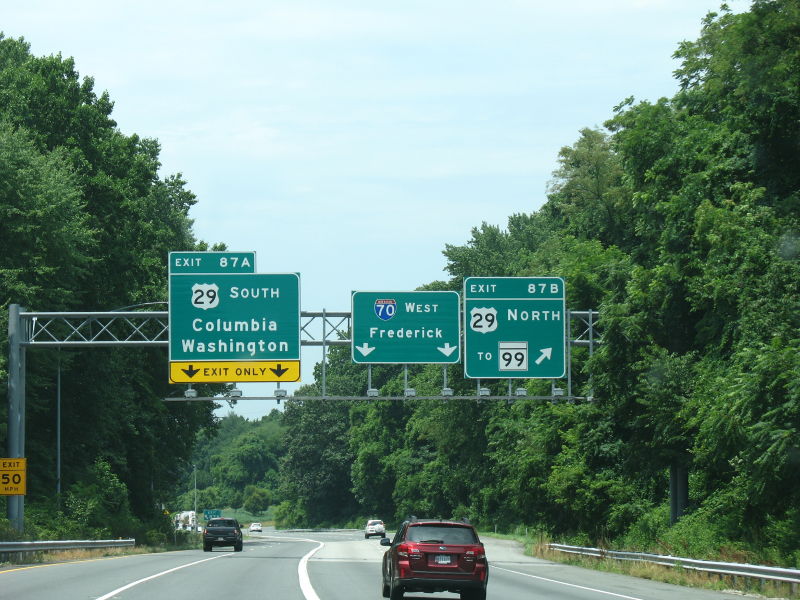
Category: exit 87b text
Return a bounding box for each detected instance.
[468,282,560,295]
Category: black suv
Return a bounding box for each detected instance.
[203,517,243,552]
[381,518,488,600]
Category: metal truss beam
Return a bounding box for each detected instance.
[20,310,353,347]
[18,309,597,348]
[165,395,594,402]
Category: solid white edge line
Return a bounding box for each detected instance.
[261,534,327,600]
[492,565,646,600]
[297,538,325,600]
[94,554,228,600]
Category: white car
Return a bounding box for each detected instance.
[364,519,386,538]
[249,522,262,533]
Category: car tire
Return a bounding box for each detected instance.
[234,543,243,552]
[365,534,369,539]
[460,589,486,600]
[382,580,390,598]
[203,544,211,552]
[389,579,404,600]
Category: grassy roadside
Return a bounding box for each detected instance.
[0,540,201,569]
[0,517,278,569]
[482,531,795,599]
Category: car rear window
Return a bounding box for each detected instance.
[406,524,477,544]
[368,520,382,526]
[209,519,237,527]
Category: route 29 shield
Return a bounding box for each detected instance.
[469,306,498,333]
[374,298,397,321]
[191,283,220,310]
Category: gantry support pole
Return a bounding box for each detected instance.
[7,304,26,532]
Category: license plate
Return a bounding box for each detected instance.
[434,554,451,565]
[217,537,225,541]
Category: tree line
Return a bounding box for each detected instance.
[271,0,800,565]
[0,33,223,541]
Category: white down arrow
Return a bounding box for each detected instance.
[355,343,375,357]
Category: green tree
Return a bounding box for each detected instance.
[0,34,215,532]
[544,127,628,249]
[673,0,800,208]
[0,121,94,310]
[243,486,272,514]
[279,398,358,526]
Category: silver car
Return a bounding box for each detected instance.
[365,519,386,539]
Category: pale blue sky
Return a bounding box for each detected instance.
[3,0,745,418]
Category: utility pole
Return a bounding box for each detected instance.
[670,463,689,524]
[193,464,197,533]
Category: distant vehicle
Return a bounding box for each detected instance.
[381,518,488,600]
[203,518,243,552]
[249,522,262,532]
[365,519,386,539]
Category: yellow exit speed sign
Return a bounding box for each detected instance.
[0,458,26,495]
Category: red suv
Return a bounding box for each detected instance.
[381,518,488,600]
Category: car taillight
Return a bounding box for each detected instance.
[397,543,422,558]
[464,546,485,561]
[202,529,208,535]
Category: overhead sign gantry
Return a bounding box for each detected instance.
[7,270,599,534]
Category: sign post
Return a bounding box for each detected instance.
[351,291,460,364]
[463,277,566,379]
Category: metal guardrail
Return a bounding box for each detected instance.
[549,543,800,591]
[0,538,135,558]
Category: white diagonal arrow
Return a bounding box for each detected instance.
[355,343,375,357]
[535,348,552,365]
[437,342,457,357]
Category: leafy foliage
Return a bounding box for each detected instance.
[178,411,285,514]
[269,0,800,566]
[0,34,216,540]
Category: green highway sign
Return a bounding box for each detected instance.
[351,291,460,364]
[203,509,221,520]
[169,251,256,274]
[463,277,566,379]
[169,273,300,363]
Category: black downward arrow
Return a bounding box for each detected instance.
[182,364,200,378]
[270,364,289,377]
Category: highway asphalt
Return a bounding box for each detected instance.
[0,529,752,600]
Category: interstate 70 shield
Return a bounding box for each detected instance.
[374,298,397,321]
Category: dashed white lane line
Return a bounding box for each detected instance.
[94,554,228,600]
